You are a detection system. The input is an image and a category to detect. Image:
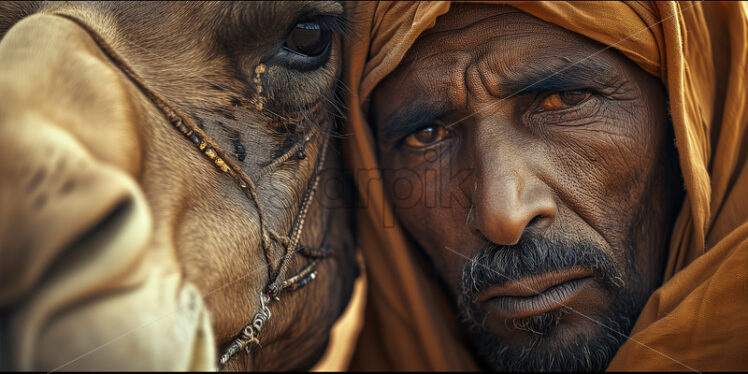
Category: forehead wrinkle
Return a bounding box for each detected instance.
[403,15,581,103]
[393,48,470,109]
[461,23,619,99]
[398,38,527,110]
[424,5,524,35]
[403,13,542,67]
[384,3,623,132]
[414,11,523,45]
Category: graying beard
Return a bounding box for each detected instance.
[454,236,640,371]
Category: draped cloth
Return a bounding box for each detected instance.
[341,1,748,370]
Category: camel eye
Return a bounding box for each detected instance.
[284,22,331,57]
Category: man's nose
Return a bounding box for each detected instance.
[466,142,557,246]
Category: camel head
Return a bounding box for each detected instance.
[0,1,358,370]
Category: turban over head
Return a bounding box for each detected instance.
[342,1,748,370]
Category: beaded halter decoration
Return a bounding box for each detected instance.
[54,13,336,370]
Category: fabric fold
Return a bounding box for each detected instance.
[342,1,748,370]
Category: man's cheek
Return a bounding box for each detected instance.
[547,128,649,231]
[383,167,423,210]
[441,167,472,210]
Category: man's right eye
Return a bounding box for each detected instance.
[403,124,450,148]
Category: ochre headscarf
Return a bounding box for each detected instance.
[342,1,748,370]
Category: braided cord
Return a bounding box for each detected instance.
[53,13,336,370]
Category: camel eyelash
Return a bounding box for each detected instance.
[295,10,352,36]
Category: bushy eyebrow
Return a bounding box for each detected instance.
[495,56,618,98]
[376,100,448,148]
[375,55,620,147]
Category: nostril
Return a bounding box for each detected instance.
[528,215,543,228]
[527,214,553,232]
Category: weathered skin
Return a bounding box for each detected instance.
[0,1,357,371]
[370,4,684,371]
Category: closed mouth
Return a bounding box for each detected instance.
[474,266,594,319]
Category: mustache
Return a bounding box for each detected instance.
[458,234,625,299]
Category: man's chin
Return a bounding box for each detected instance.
[459,298,629,371]
[462,304,637,371]
[451,235,652,370]
[487,308,570,339]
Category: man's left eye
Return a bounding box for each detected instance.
[537,90,591,112]
[284,22,332,57]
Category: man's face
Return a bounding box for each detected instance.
[370,4,684,371]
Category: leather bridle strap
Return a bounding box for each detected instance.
[52,12,335,370]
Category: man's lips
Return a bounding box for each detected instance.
[474,266,594,319]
